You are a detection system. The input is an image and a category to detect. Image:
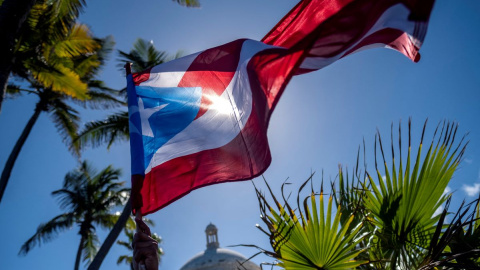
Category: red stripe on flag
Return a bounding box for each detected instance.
[248,48,304,112]
[178,39,246,120]
[262,0,355,47]
[132,68,152,86]
[263,0,429,77]
[341,28,419,61]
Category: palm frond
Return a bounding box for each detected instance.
[81,89,125,110]
[52,160,130,269]
[117,255,132,265]
[32,64,89,99]
[82,232,100,263]
[48,98,80,145]
[418,197,480,269]
[443,197,480,268]
[5,84,24,99]
[94,214,121,230]
[73,111,129,151]
[117,38,178,72]
[52,188,83,211]
[252,175,369,269]
[363,119,467,269]
[19,212,75,255]
[173,0,200,8]
[53,24,100,58]
[47,0,87,33]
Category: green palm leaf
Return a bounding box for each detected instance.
[83,233,100,263]
[53,24,100,58]
[174,0,200,8]
[74,111,129,151]
[31,64,89,99]
[49,98,80,145]
[19,212,75,255]
[252,176,369,269]
[117,38,181,72]
[250,119,474,270]
[363,120,467,269]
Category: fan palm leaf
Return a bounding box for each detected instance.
[252,176,369,269]
[362,120,467,269]
[249,120,476,270]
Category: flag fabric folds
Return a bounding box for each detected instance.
[128,0,435,215]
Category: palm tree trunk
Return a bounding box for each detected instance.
[0,104,41,203]
[0,0,38,113]
[87,198,132,270]
[75,233,86,270]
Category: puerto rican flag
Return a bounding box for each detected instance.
[128,0,435,215]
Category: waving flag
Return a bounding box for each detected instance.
[128,0,435,215]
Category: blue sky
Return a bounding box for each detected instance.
[1,0,479,269]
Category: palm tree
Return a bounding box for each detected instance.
[0,0,200,113]
[0,0,88,113]
[248,120,480,269]
[117,217,163,270]
[19,161,129,270]
[0,2,124,204]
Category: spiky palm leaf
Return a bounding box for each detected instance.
[250,120,477,270]
[442,197,480,269]
[251,176,369,269]
[417,197,480,269]
[362,120,467,269]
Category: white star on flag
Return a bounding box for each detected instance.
[137,98,168,137]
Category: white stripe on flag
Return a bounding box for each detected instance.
[139,52,202,88]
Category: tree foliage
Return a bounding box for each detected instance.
[248,120,480,270]
[19,161,129,270]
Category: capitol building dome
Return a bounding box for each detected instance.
[179,223,261,270]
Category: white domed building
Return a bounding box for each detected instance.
[179,223,261,270]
